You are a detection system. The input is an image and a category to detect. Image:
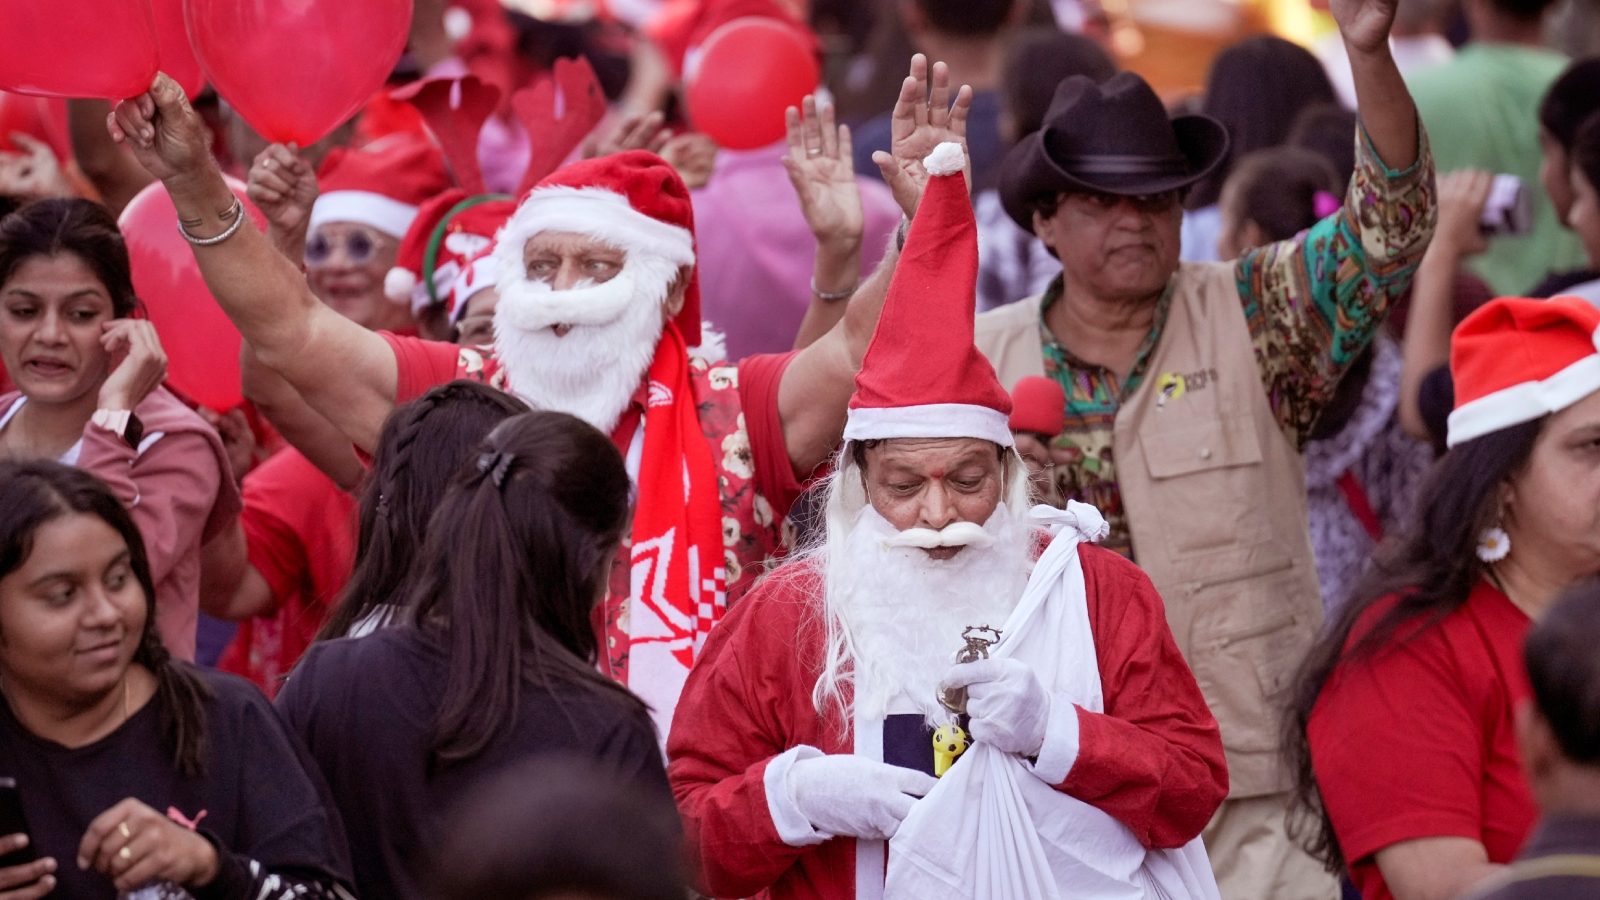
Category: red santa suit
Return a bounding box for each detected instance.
[667,142,1226,900]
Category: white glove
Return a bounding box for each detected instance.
[941,657,1050,756]
[786,754,938,841]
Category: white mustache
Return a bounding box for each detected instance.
[883,521,995,550]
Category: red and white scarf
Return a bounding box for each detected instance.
[622,323,727,736]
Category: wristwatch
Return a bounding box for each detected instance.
[92,409,145,450]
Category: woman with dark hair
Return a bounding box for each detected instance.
[0,460,351,899]
[1560,113,1600,305]
[277,410,669,900]
[1181,35,1338,263]
[1288,295,1600,900]
[212,380,529,694]
[0,198,240,661]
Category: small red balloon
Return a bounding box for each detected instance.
[685,19,819,151]
[118,177,266,412]
[0,0,159,99]
[185,0,412,145]
[0,92,70,160]
[151,0,204,99]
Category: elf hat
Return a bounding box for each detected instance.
[1009,375,1066,438]
[844,142,1014,448]
[309,135,452,238]
[384,190,514,314]
[493,149,703,346]
[449,243,501,324]
[1447,295,1600,447]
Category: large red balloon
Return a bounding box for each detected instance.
[0,0,159,99]
[685,19,819,151]
[185,0,412,145]
[118,177,265,412]
[0,93,70,160]
[151,0,204,99]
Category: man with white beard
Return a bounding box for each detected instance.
[669,143,1227,900]
[108,60,970,735]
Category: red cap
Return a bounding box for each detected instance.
[844,142,1013,447]
[1448,295,1600,447]
[311,135,452,238]
[385,190,514,314]
[494,150,702,346]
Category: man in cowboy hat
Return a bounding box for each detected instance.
[973,1,1436,898]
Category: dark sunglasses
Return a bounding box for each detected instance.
[305,228,387,267]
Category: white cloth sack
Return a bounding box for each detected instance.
[885,503,1221,900]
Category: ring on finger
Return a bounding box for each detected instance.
[118,822,132,840]
[808,148,823,156]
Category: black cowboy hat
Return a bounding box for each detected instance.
[999,72,1230,233]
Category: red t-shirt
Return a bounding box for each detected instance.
[1308,580,1536,900]
[217,448,358,697]
[380,332,804,681]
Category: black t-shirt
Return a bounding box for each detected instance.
[276,626,671,900]
[0,668,351,899]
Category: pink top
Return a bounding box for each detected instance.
[691,143,903,359]
[0,387,241,661]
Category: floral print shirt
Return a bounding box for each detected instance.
[1038,125,1437,558]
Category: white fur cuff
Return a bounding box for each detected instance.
[765,745,829,847]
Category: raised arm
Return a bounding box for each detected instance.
[776,55,971,476]
[110,74,398,453]
[784,96,865,350]
[1336,0,1417,172]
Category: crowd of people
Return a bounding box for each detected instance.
[4,0,1600,898]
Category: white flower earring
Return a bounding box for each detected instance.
[1476,526,1511,563]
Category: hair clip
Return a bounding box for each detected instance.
[1312,190,1342,219]
[476,449,515,489]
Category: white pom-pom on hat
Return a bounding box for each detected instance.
[923,142,966,177]
[384,267,418,304]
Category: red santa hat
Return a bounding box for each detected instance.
[494,149,703,346]
[1009,375,1066,438]
[449,242,501,324]
[1448,295,1600,447]
[309,135,452,239]
[384,190,514,314]
[844,142,1013,448]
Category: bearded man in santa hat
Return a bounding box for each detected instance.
[668,142,1228,900]
[110,59,965,735]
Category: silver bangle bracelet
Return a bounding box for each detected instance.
[176,197,245,246]
[811,278,857,302]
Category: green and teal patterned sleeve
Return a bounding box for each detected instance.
[1234,122,1436,447]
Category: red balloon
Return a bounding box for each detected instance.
[118,177,266,412]
[0,92,70,160]
[685,19,819,151]
[151,0,204,99]
[0,0,159,99]
[185,0,412,145]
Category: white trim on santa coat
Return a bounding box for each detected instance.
[854,704,887,900]
[1447,353,1600,446]
[308,190,419,238]
[844,403,1015,448]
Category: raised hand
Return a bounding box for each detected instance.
[1430,170,1494,261]
[871,54,973,218]
[0,133,73,201]
[98,320,168,412]
[247,144,318,236]
[107,73,214,187]
[584,110,672,159]
[1330,0,1399,54]
[782,96,863,255]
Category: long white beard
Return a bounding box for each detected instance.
[490,254,678,433]
[820,503,1034,726]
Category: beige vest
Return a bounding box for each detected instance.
[975,263,1323,798]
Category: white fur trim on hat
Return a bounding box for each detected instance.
[923,142,966,177]
[308,191,420,238]
[844,403,1015,448]
[1447,353,1600,447]
[496,186,695,268]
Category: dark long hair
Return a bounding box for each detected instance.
[1225,146,1342,243]
[1187,36,1337,210]
[0,198,138,318]
[1285,419,1544,872]
[407,410,640,766]
[315,381,530,641]
[0,461,211,774]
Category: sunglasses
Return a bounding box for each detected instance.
[1068,190,1182,214]
[304,227,390,267]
